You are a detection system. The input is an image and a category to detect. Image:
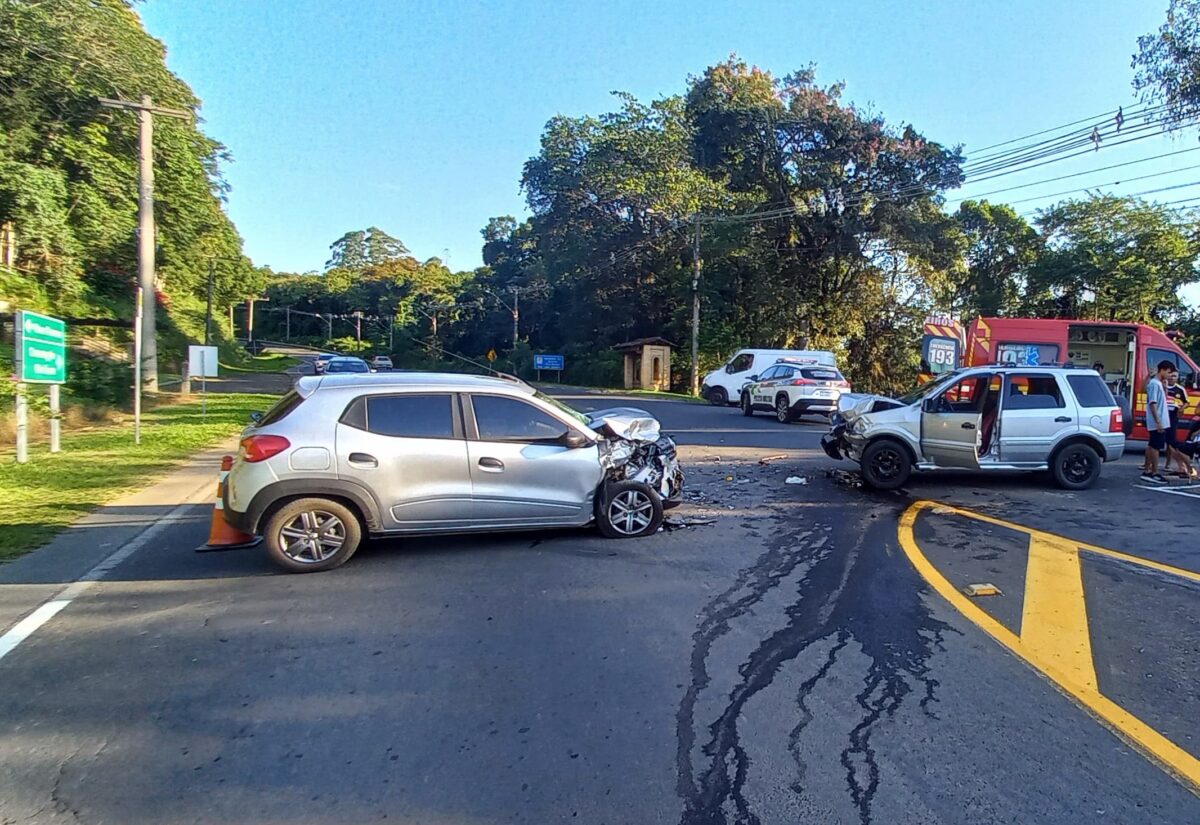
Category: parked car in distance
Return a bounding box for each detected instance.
[312,353,338,374]
[701,349,838,406]
[325,357,371,374]
[822,366,1124,491]
[740,360,852,422]
[370,355,394,372]
[223,372,684,572]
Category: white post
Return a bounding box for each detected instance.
[15,382,27,464]
[49,383,60,453]
[134,287,143,445]
[200,349,207,421]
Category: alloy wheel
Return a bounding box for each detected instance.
[607,489,654,536]
[278,510,347,564]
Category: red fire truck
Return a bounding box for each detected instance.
[920,316,1199,440]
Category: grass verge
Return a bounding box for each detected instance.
[0,392,278,560]
[218,353,301,373]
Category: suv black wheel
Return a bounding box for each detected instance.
[264,497,362,573]
[741,392,754,416]
[596,481,664,539]
[1052,443,1101,490]
[707,387,728,406]
[775,394,793,423]
[860,439,912,490]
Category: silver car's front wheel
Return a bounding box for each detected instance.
[264,497,362,573]
[596,481,664,539]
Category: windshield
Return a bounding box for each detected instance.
[895,369,962,405]
[328,360,369,373]
[534,390,590,426]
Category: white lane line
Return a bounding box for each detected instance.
[0,498,202,664]
[1133,484,1200,499]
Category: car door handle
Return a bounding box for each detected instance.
[348,452,378,468]
[961,422,976,430]
[1054,416,1072,423]
[478,457,504,472]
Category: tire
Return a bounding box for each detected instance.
[860,439,912,491]
[775,394,794,423]
[596,481,664,539]
[707,387,728,406]
[1052,443,1102,490]
[264,497,362,573]
[741,392,754,416]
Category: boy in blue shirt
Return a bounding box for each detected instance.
[1141,360,1174,484]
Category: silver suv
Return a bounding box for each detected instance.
[224,373,683,572]
[822,366,1125,490]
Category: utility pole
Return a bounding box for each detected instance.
[205,258,214,345]
[246,296,268,351]
[285,306,291,341]
[99,96,190,392]
[511,287,520,346]
[690,217,702,396]
[353,311,363,348]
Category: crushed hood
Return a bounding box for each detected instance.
[586,407,661,442]
[836,392,906,423]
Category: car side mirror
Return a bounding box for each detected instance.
[561,431,590,449]
[250,411,263,424]
[921,397,938,413]
[748,375,759,382]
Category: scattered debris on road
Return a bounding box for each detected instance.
[758,453,788,465]
[825,468,863,488]
[784,476,808,485]
[663,516,718,531]
[963,583,1002,597]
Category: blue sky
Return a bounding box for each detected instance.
[139,0,1179,276]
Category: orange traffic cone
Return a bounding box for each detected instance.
[197,455,262,552]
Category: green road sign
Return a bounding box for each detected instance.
[15,310,67,384]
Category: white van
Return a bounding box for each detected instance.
[701,349,838,406]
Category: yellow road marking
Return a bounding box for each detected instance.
[898,500,1200,792]
[1021,534,1097,691]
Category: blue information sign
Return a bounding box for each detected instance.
[534,354,564,371]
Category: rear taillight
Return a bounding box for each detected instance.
[240,435,291,463]
[837,380,851,389]
[790,378,817,386]
[1109,408,1123,433]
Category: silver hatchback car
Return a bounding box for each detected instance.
[822,366,1125,490]
[223,372,683,572]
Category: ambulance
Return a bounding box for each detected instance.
[920,315,1198,440]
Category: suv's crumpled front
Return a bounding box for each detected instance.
[588,407,684,502]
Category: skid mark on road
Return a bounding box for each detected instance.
[675,500,953,825]
[899,500,1200,794]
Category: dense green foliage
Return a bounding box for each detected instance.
[1134,0,1200,126]
[0,0,261,390]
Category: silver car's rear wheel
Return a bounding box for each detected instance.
[264,497,362,573]
[280,510,347,563]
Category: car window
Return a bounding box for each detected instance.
[1147,347,1196,388]
[938,374,990,412]
[1005,373,1065,409]
[1067,375,1116,409]
[758,366,780,381]
[727,353,754,373]
[360,394,456,438]
[801,368,842,381]
[472,395,570,441]
[256,389,305,426]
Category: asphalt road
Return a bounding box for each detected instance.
[0,375,1196,823]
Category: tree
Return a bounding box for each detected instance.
[325,226,409,271]
[1133,0,1200,127]
[1023,195,1198,323]
[950,200,1040,318]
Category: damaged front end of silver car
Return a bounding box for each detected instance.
[589,409,684,504]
